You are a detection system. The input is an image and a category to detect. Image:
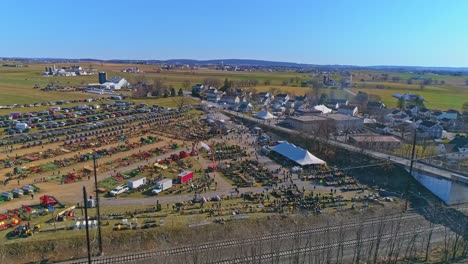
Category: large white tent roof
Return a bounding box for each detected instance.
[255,110,276,120]
[272,142,326,166]
[313,104,332,114]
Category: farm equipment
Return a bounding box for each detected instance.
[0,221,9,230]
[40,195,65,208]
[64,171,80,183]
[7,223,40,239]
[190,141,199,156]
[179,151,190,159]
[170,143,179,149]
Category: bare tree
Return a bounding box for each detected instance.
[174,96,189,111]
[202,78,221,88]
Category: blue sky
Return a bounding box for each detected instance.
[1,0,467,67]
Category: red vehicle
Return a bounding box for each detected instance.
[40,195,57,207]
[179,151,190,159]
[177,171,193,184]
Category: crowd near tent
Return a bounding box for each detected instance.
[255,110,276,120]
[271,142,326,166]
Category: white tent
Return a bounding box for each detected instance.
[272,142,326,166]
[313,104,332,114]
[255,110,276,120]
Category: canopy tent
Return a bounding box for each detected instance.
[271,142,326,166]
[255,110,276,120]
[313,104,332,114]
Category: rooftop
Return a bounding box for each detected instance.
[323,113,361,121]
[350,135,401,143]
[288,115,328,122]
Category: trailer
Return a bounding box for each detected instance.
[152,179,173,195]
[177,171,194,184]
[127,177,146,189]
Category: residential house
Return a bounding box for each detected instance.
[132,82,154,98]
[337,105,358,116]
[326,98,348,110]
[294,95,308,109]
[439,118,456,130]
[418,121,443,139]
[275,94,290,104]
[385,110,410,124]
[220,95,240,105]
[375,123,392,135]
[444,109,459,120]
[285,100,295,110]
[367,101,386,110]
[257,92,274,106]
[418,108,432,118]
[406,105,419,116]
[432,110,458,120]
[237,102,253,113]
[205,89,222,103]
[191,84,204,97]
[410,117,424,127]
[445,136,468,160]
[449,136,468,154]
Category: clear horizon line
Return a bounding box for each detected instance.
[1,56,467,69]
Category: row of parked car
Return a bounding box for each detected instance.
[0,101,147,135]
[0,104,188,146]
[0,97,114,110]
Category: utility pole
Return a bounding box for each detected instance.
[93,153,103,256]
[405,130,417,211]
[83,187,91,264]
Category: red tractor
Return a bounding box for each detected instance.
[40,195,57,208]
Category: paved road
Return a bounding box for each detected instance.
[343,88,356,96]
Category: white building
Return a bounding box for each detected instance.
[89,77,129,90]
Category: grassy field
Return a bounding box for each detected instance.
[0,61,466,110]
[350,82,467,110]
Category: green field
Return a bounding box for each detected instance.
[0,61,466,110]
[350,82,467,110]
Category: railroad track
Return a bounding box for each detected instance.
[212,226,446,264]
[59,205,462,264]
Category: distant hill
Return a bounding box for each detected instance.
[2,57,468,72]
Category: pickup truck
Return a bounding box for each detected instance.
[109,185,129,197]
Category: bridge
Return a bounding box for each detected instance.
[224,110,468,205]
